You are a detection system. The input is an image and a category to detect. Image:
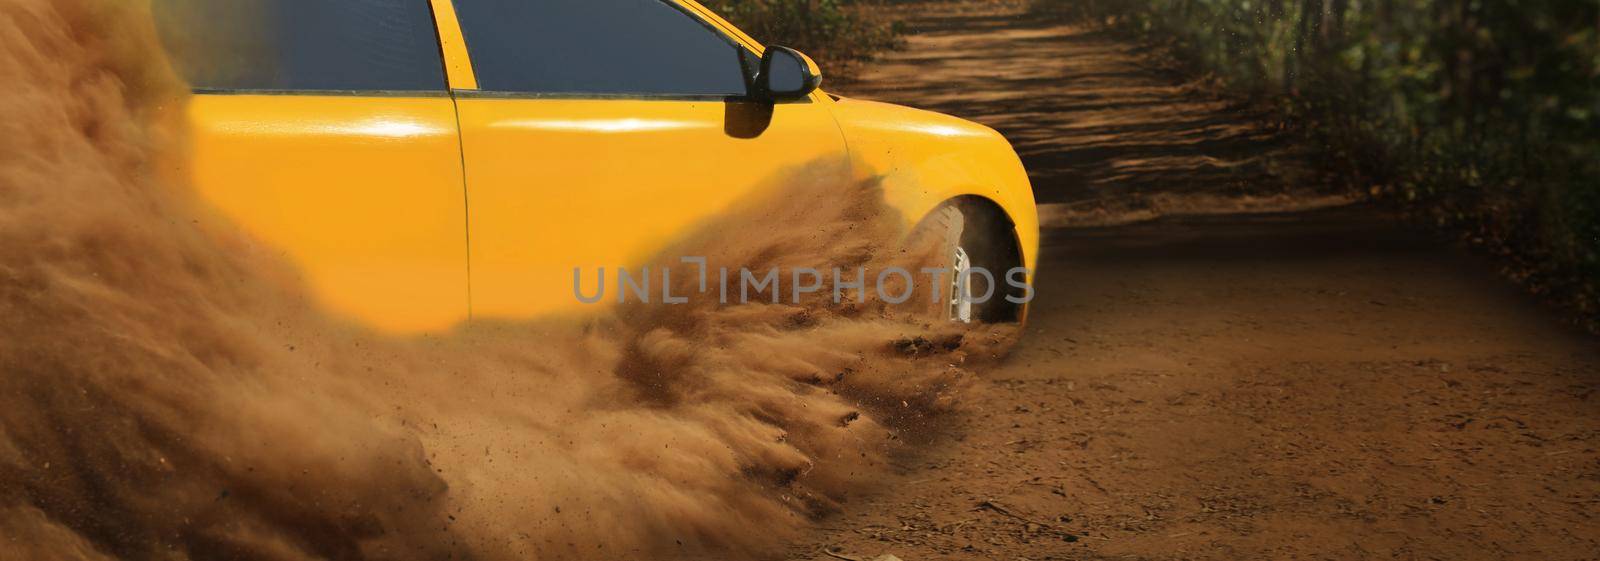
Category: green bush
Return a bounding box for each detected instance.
[1037,0,1600,329]
[704,0,901,67]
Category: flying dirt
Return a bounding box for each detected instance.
[0,1,1016,559]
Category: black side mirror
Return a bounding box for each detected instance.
[755,46,823,102]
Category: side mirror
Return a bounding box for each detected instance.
[755,46,823,102]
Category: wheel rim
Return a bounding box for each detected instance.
[950,246,974,323]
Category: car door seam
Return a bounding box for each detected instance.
[448,91,474,321]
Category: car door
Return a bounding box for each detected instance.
[157,0,470,333]
[441,0,851,320]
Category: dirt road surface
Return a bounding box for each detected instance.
[797,3,1600,560]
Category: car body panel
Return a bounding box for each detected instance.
[827,98,1040,276]
[184,94,470,332]
[455,96,849,320]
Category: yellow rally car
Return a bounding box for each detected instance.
[153,0,1038,333]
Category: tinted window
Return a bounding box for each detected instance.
[154,0,447,92]
[454,0,749,96]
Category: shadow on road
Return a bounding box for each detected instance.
[834,3,1344,224]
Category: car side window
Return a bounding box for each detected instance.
[153,0,447,92]
[453,0,750,97]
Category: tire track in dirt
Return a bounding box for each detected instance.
[798,3,1600,560]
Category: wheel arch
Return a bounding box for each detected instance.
[911,194,1030,323]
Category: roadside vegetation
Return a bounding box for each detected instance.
[706,0,903,71]
[1035,0,1600,330]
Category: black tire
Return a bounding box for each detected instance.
[920,201,1023,324]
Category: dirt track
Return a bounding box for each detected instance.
[797,3,1600,560]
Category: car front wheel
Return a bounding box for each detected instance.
[920,202,1023,324]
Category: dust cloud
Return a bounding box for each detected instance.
[0,1,1015,559]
